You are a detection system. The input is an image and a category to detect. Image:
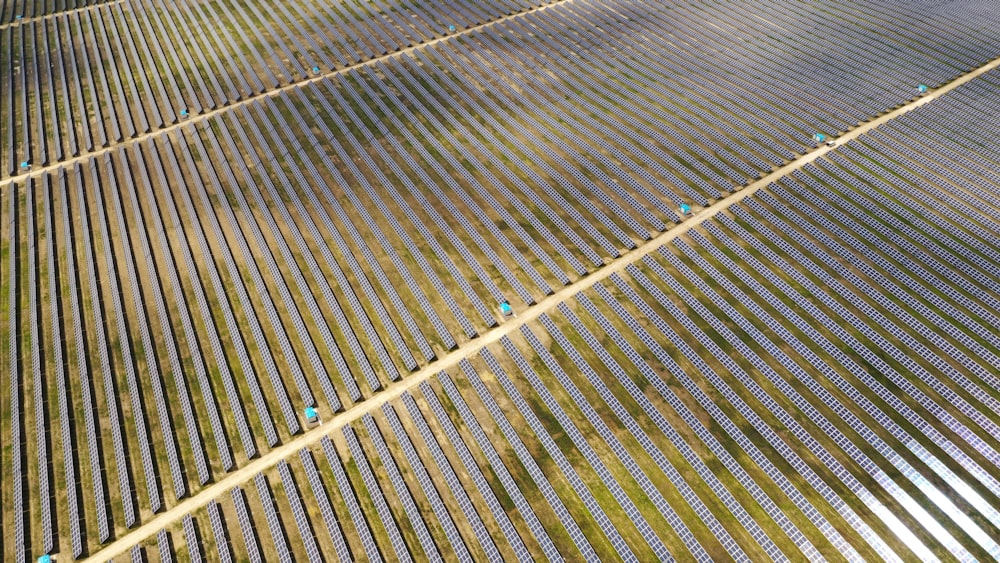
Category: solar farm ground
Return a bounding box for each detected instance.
[2,0,1000,561]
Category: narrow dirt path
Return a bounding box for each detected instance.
[0,0,124,32]
[3,0,572,187]
[79,53,1000,562]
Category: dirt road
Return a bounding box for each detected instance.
[3,0,572,187]
[0,0,125,32]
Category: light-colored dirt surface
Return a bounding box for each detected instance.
[0,0,124,31]
[79,53,1000,562]
[3,0,572,188]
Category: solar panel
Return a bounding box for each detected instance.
[182,514,203,563]
[401,392,502,562]
[253,473,293,563]
[207,500,233,563]
[419,380,536,562]
[361,414,441,560]
[298,448,353,562]
[341,426,411,563]
[232,487,262,563]
[276,461,323,562]
[157,529,172,563]
[382,400,473,561]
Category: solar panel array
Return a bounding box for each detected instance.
[230,486,261,563]
[3,0,1000,561]
[362,412,441,561]
[253,472,292,563]
[205,500,231,563]
[181,514,202,563]
[400,392,502,562]
[124,65,1000,561]
[155,529,171,563]
[276,460,322,562]
[319,435,383,562]
[0,0,113,23]
[298,448,352,562]
[0,0,547,174]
